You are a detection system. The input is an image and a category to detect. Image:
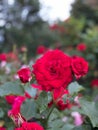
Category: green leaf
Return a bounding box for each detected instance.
[0,108,4,118]
[72,125,92,130]
[47,118,65,130]
[36,91,49,113]
[0,81,24,96]
[80,98,98,127]
[68,82,84,95]
[21,99,38,120]
[24,84,37,98]
[49,119,64,129]
[61,124,74,130]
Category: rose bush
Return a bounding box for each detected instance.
[0,49,98,130]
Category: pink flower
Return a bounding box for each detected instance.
[77,43,87,51]
[17,67,32,83]
[0,61,6,68]
[71,56,88,79]
[15,122,44,130]
[20,46,27,52]
[71,112,83,126]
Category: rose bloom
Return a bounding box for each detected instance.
[0,127,6,130]
[8,96,25,117]
[17,67,32,83]
[33,50,73,91]
[36,45,47,54]
[53,87,69,101]
[53,88,72,111]
[48,88,72,111]
[0,53,7,61]
[71,56,88,79]
[49,24,59,30]
[7,52,18,61]
[76,43,87,51]
[8,96,26,127]
[5,95,17,105]
[15,122,44,130]
[20,46,27,52]
[91,79,98,88]
[57,99,72,111]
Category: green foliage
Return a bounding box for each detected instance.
[0,0,59,56]
[21,99,38,120]
[24,84,37,98]
[71,0,98,24]
[0,81,24,96]
[68,82,84,95]
[72,125,92,130]
[80,98,98,127]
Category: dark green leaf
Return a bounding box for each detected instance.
[0,81,24,96]
[21,99,38,120]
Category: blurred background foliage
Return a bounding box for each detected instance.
[0,0,98,57]
[0,0,59,55]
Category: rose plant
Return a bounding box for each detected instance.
[0,49,98,130]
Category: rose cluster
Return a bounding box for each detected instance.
[13,49,88,130]
[33,49,88,91]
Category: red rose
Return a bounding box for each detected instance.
[17,67,32,83]
[53,88,72,111]
[8,96,26,126]
[8,96,25,117]
[0,127,6,130]
[76,43,87,51]
[7,52,18,61]
[71,56,88,79]
[25,92,32,98]
[36,45,47,54]
[5,95,17,105]
[33,50,73,91]
[15,122,44,130]
[57,99,72,111]
[48,88,72,111]
[91,79,98,88]
[53,87,69,101]
[0,53,7,61]
[49,24,59,30]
